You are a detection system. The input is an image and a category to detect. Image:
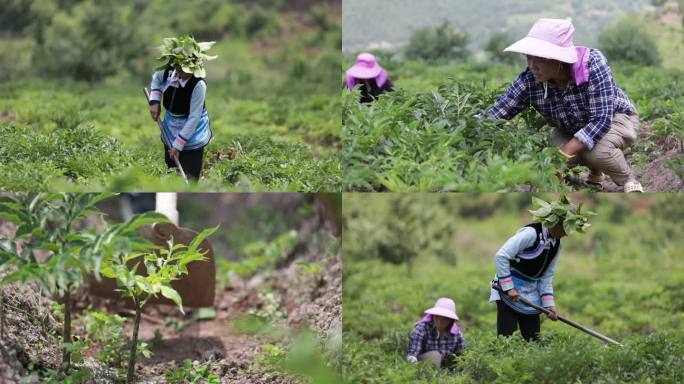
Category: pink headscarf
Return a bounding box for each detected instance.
[573,46,591,86]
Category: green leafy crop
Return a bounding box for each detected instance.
[100,224,219,383]
[0,193,166,373]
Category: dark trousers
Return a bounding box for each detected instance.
[164,145,204,181]
[496,300,540,341]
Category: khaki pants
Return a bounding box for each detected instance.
[418,351,442,367]
[550,113,639,186]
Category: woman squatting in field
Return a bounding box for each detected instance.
[406,298,466,368]
[486,19,644,192]
[345,52,395,103]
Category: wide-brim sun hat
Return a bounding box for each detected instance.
[504,18,578,64]
[346,52,384,79]
[424,298,459,321]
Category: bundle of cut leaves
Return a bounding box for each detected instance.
[154,35,217,78]
[529,195,596,234]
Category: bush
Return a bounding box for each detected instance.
[405,21,470,63]
[32,0,144,82]
[598,17,661,66]
[484,32,518,65]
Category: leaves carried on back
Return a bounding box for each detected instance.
[154,35,218,78]
[529,195,596,235]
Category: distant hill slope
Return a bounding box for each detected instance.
[343,0,652,51]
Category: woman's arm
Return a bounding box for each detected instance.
[406,323,427,362]
[149,71,164,105]
[494,227,537,291]
[487,70,532,120]
[171,81,207,151]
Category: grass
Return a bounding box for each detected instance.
[0,80,340,191]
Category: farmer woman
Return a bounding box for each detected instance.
[489,195,593,341]
[148,35,217,180]
[486,18,643,192]
[406,298,466,368]
[345,52,394,103]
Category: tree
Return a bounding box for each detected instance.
[405,21,469,63]
[598,17,661,66]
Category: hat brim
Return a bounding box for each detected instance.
[346,64,383,79]
[425,308,459,321]
[504,36,578,64]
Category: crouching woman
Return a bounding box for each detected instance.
[406,298,466,368]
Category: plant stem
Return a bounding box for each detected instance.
[1,290,5,339]
[62,288,72,373]
[126,301,142,384]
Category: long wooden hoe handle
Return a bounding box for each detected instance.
[493,284,623,347]
[143,87,188,183]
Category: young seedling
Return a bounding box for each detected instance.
[0,193,168,373]
[101,225,219,384]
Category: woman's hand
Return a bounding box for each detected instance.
[546,306,559,321]
[168,147,180,159]
[560,138,586,159]
[150,103,160,121]
[507,288,521,301]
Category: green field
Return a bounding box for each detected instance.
[0,0,341,192]
[342,193,684,383]
[342,60,684,192]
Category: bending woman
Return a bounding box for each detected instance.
[148,35,217,180]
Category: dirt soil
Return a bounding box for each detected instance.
[570,126,683,192]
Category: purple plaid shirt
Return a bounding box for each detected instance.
[488,49,636,150]
[406,321,466,360]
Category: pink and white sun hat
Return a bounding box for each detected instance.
[504,18,579,64]
[346,52,384,79]
[424,298,459,321]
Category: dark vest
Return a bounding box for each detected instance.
[162,68,205,116]
[509,223,561,279]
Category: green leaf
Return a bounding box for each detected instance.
[160,285,184,314]
[188,224,220,253]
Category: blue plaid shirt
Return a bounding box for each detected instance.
[488,49,636,150]
[407,321,466,360]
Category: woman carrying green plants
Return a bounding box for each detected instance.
[406,298,466,368]
[486,18,643,192]
[489,195,594,341]
[148,35,217,180]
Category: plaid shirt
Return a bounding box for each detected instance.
[488,49,636,150]
[406,321,466,360]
